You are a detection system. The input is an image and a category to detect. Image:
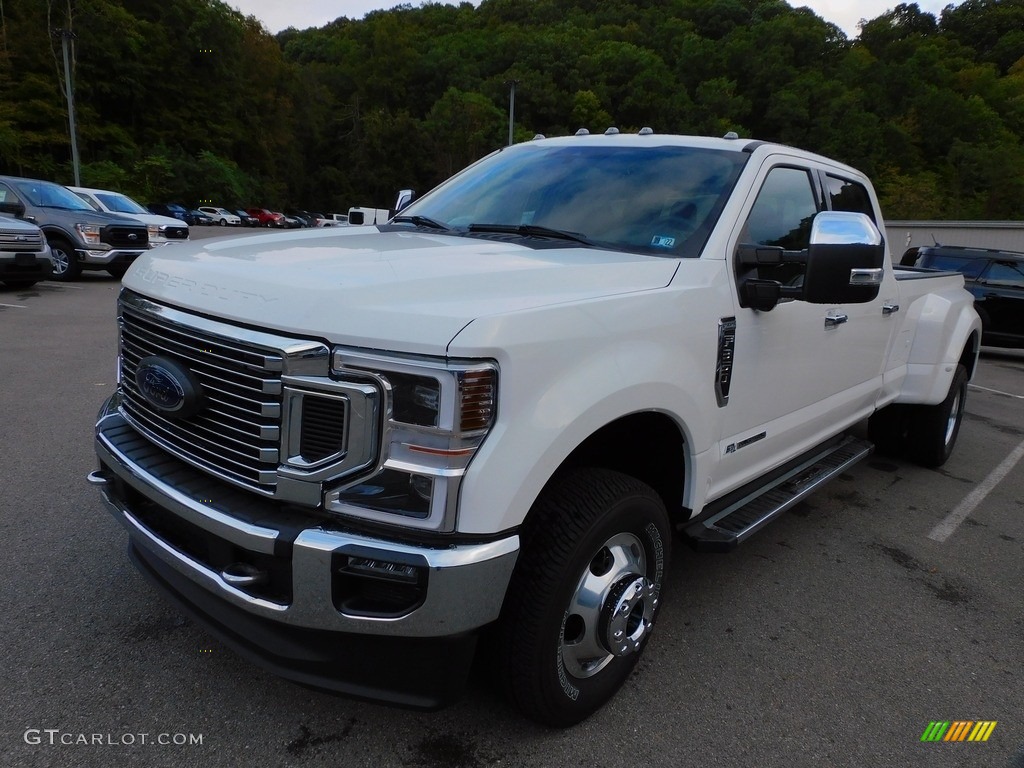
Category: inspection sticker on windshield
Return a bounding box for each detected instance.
[651,235,676,248]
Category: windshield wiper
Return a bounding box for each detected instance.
[392,214,452,231]
[468,223,596,246]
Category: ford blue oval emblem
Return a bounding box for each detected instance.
[135,356,203,418]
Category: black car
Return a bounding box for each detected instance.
[148,203,191,224]
[901,245,1024,348]
[234,209,259,227]
[284,209,313,227]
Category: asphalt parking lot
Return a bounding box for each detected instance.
[1,243,1022,767]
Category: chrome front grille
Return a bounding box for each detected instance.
[115,290,381,503]
[119,301,286,494]
[0,230,44,251]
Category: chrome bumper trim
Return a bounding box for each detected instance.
[94,403,519,638]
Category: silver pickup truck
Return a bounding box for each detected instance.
[0,215,52,288]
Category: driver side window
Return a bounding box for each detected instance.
[738,167,819,290]
[0,182,20,206]
[744,167,818,250]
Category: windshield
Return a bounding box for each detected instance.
[96,192,148,215]
[15,180,94,211]
[401,142,748,257]
[73,192,102,212]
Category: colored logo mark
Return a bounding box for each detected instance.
[921,721,997,742]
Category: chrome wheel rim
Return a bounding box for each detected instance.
[945,389,962,446]
[560,532,658,679]
[50,247,69,275]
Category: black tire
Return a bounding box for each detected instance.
[218,218,226,226]
[906,364,968,468]
[867,403,911,456]
[107,266,129,279]
[498,468,671,727]
[2,279,38,289]
[47,237,81,281]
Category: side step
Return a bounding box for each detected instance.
[683,436,873,552]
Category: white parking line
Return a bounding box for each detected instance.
[0,302,26,308]
[928,438,1024,543]
[969,384,1024,400]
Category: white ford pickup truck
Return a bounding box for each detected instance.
[90,132,980,726]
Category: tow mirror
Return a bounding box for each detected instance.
[802,212,884,304]
[395,189,415,212]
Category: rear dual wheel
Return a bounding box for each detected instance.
[867,364,968,468]
[498,469,671,727]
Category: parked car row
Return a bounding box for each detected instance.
[141,202,341,229]
[0,172,370,286]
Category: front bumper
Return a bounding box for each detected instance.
[92,395,519,705]
[78,247,146,267]
[0,253,52,280]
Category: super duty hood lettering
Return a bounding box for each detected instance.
[138,267,278,304]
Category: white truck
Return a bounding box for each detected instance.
[90,132,980,726]
[71,186,191,248]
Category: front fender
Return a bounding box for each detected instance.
[449,286,725,535]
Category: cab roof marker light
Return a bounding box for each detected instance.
[575,128,590,136]
[638,127,654,135]
[605,127,620,135]
[533,134,546,140]
[724,131,740,140]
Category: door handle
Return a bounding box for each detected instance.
[824,313,848,328]
[882,303,900,315]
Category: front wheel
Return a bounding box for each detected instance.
[47,237,81,281]
[498,469,671,727]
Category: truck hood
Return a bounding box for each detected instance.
[123,227,679,353]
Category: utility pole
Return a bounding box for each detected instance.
[506,80,519,147]
[52,28,81,186]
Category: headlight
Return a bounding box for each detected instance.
[146,224,166,239]
[324,349,498,530]
[74,223,102,245]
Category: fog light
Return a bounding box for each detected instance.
[343,556,420,584]
[333,551,427,617]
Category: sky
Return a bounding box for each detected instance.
[229,0,955,39]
